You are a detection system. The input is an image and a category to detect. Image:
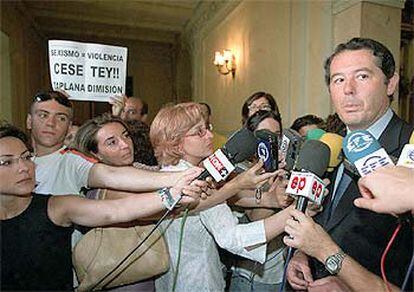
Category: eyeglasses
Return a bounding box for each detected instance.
[185,123,213,138]
[248,103,272,112]
[0,152,34,168]
[33,91,72,108]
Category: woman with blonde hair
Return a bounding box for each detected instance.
[150,102,297,291]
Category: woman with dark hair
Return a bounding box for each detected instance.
[125,119,158,166]
[230,110,294,292]
[241,91,280,124]
[0,122,201,291]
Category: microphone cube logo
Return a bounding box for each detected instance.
[257,142,270,161]
[203,149,235,182]
[354,148,394,176]
[279,136,289,157]
[397,145,414,169]
[286,171,326,206]
[345,132,374,154]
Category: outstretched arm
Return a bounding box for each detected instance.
[88,163,202,192]
[49,169,203,227]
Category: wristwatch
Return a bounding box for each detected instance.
[324,250,346,275]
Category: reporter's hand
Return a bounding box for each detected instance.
[265,170,292,208]
[354,166,414,215]
[283,209,338,261]
[234,160,281,190]
[170,167,205,207]
[308,276,352,292]
[109,94,126,117]
[286,251,313,290]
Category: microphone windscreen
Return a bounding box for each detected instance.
[296,140,330,177]
[283,128,302,141]
[319,133,343,169]
[281,128,304,171]
[410,130,414,144]
[255,129,278,141]
[224,128,257,163]
[342,130,381,164]
[306,128,326,140]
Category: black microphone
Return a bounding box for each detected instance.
[281,139,330,292]
[279,128,304,171]
[197,127,257,182]
[255,129,278,172]
[286,139,330,212]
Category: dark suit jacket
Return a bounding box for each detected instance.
[310,113,413,287]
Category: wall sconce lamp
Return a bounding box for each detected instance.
[213,49,236,77]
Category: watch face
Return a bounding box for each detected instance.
[326,258,338,272]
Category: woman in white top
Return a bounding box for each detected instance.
[150,103,296,291]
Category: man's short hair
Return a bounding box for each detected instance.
[291,114,324,132]
[30,90,74,117]
[324,38,396,100]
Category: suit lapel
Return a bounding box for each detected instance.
[325,181,359,231]
[324,113,404,231]
[377,113,402,155]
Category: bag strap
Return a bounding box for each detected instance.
[97,189,108,200]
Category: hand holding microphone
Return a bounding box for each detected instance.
[342,130,413,224]
[286,139,330,211]
[198,127,258,182]
[283,209,339,266]
[353,131,414,214]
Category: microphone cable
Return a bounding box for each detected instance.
[381,223,402,292]
[401,251,414,292]
[172,208,189,292]
[91,205,175,290]
[279,245,294,292]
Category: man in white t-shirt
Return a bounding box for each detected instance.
[27,91,194,196]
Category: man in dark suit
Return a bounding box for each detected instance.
[285,38,413,290]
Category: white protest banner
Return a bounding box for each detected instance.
[48,40,127,102]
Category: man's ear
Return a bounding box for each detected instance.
[386,73,399,97]
[26,114,32,130]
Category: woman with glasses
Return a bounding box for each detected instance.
[0,122,202,291]
[150,102,297,291]
[241,91,280,124]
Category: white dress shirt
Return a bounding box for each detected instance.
[155,160,267,291]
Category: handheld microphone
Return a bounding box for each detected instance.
[286,140,330,211]
[397,131,414,169]
[199,128,257,182]
[281,140,330,292]
[342,130,394,176]
[343,130,413,224]
[255,129,278,172]
[319,133,343,172]
[306,128,326,140]
[279,128,304,171]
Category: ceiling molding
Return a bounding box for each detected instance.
[183,1,241,52]
[38,18,177,44]
[29,7,186,33]
[333,0,405,14]
[20,0,196,44]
